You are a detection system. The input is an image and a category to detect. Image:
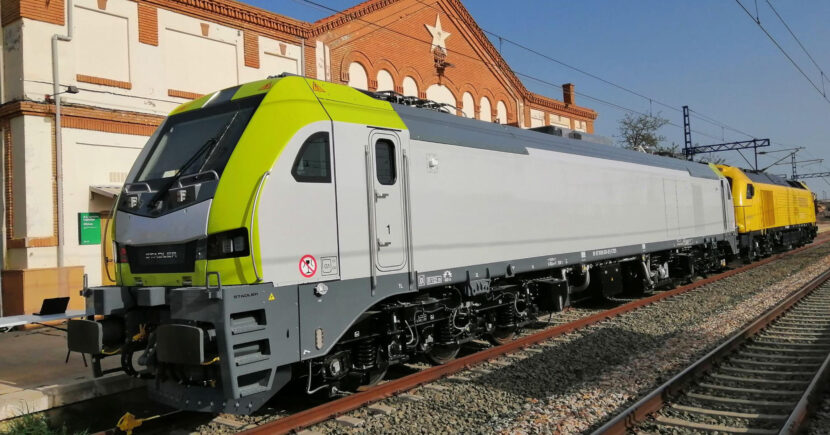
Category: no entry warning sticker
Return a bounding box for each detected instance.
[299,255,317,278]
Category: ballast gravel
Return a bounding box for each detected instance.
[807,389,830,435]
[300,243,830,435]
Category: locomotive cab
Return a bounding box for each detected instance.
[68,77,348,413]
[115,90,264,288]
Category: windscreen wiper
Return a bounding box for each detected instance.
[149,113,239,207]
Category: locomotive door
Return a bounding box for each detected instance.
[368,130,408,272]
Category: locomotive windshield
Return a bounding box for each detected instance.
[133,95,263,183]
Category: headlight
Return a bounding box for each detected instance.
[125,194,141,209]
[207,228,250,259]
[168,186,196,207]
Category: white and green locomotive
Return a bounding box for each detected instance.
[68,75,737,414]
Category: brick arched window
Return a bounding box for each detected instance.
[496,101,508,124]
[376,69,394,92]
[402,76,418,97]
[461,92,475,118]
[348,62,368,90]
[479,96,492,122]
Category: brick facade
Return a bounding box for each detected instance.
[137,3,159,46]
[1,0,595,129]
[243,30,260,69]
[76,74,132,90]
[310,0,595,130]
[1,0,65,26]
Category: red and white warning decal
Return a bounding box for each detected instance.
[299,255,317,278]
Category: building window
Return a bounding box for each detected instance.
[426,84,455,109]
[292,132,331,183]
[348,62,368,90]
[375,139,396,185]
[402,76,418,97]
[377,69,394,92]
[496,101,507,124]
[462,92,475,118]
[479,96,492,122]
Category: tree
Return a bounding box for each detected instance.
[617,113,672,154]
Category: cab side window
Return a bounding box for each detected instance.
[746,183,755,199]
[375,139,397,185]
[292,132,331,183]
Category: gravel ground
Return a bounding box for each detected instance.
[636,283,830,433]
[297,243,830,435]
[807,387,830,435]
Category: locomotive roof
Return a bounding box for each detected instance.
[392,104,720,180]
[743,170,806,189]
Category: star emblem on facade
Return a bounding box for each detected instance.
[425,14,451,51]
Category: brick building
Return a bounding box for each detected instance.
[0,0,597,314]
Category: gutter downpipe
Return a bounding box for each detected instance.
[52,0,73,287]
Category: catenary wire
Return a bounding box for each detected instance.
[764,0,830,90]
[404,0,803,149]
[734,0,830,104]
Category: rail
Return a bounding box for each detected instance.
[593,264,830,434]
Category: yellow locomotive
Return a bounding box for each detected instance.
[716,164,817,260]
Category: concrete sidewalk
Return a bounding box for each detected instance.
[0,323,143,420]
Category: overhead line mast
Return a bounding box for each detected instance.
[682,106,769,170]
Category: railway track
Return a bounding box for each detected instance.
[594,265,830,435]
[81,235,830,434]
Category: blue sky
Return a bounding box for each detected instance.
[252,0,830,195]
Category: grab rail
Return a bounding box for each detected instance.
[250,171,270,282]
[364,145,378,291]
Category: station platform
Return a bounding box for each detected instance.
[0,322,143,420]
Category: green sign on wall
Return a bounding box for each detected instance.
[78,213,101,245]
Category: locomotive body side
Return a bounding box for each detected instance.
[716,164,816,259]
[397,106,737,279]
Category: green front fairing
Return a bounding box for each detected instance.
[117,76,407,287]
[204,77,332,285]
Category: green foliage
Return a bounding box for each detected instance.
[0,413,86,435]
[617,112,672,154]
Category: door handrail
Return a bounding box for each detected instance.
[402,149,416,289]
[365,145,378,290]
[250,171,270,283]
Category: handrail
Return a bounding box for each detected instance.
[250,171,270,283]
[401,149,416,289]
[364,145,378,290]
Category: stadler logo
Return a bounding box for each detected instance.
[234,292,259,299]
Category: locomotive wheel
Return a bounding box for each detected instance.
[426,344,460,365]
[487,326,516,346]
[343,362,389,391]
[363,362,389,386]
